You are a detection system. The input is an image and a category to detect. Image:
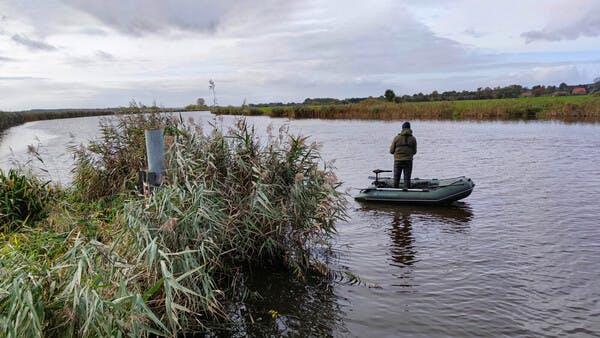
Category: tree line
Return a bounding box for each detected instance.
[240,80,600,107]
[384,81,600,103]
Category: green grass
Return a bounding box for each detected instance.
[0,169,53,233]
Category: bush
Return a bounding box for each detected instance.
[0,169,52,232]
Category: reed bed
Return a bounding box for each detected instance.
[213,96,600,122]
[0,112,347,336]
[0,169,53,233]
[0,109,118,136]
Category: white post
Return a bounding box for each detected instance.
[144,128,165,187]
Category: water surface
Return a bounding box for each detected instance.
[2,113,599,337]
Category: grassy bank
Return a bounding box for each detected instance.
[0,112,347,336]
[0,109,119,136]
[214,95,600,122]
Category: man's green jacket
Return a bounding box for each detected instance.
[390,129,417,161]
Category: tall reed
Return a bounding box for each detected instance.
[0,109,118,137]
[0,169,53,233]
[0,112,347,336]
[212,96,600,122]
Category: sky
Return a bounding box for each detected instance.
[1,0,600,110]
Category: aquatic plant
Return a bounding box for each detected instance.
[0,112,347,336]
[0,169,52,233]
[0,109,119,137]
[211,95,600,122]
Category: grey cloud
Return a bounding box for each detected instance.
[11,34,57,51]
[78,27,109,36]
[123,1,494,104]
[0,77,104,110]
[0,76,46,80]
[64,50,117,65]
[237,5,484,76]
[96,50,115,61]
[522,5,600,42]
[62,0,239,35]
[213,2,497,102]
[463,28,485,38]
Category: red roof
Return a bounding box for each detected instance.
[572,87,587,95]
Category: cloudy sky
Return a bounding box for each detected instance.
[1,0,600,110]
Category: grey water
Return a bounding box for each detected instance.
[1,112,599,337]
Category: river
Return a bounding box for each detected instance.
[1,112,599,337]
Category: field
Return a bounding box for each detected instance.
[213,95,600,122]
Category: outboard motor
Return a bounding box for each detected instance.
[372,169,392,188]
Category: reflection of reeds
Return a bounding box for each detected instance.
[212,96,600,122]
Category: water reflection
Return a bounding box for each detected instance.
[356,203,474,270]
[215,269,346,337]
[357,202,473,229]
[389,211,416,268]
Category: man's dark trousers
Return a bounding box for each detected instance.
[393,160,412,189]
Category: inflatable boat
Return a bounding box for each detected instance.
[355,169,475,205]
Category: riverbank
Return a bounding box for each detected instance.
[214,95,600,122]
[0,112,347,336]
[0,109,118,135]
[3,96,598,138]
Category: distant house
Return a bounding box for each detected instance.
[520,91,533,97]
[572,87,587,95]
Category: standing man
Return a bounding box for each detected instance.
[390,121,417,190]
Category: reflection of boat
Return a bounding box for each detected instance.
[357,202,474,271]
[356,202,474,226]
[354,169,475,205]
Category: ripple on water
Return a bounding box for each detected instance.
[2,116,600,337]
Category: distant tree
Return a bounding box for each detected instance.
[346,97,367,103]
[303,97,341,105]
[559,82,568,91]
[384,89,396,102]
[414,92,426,102]
[545,85,556,95]
[196,98,205,106]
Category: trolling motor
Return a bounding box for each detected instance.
[372,169,392,188]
